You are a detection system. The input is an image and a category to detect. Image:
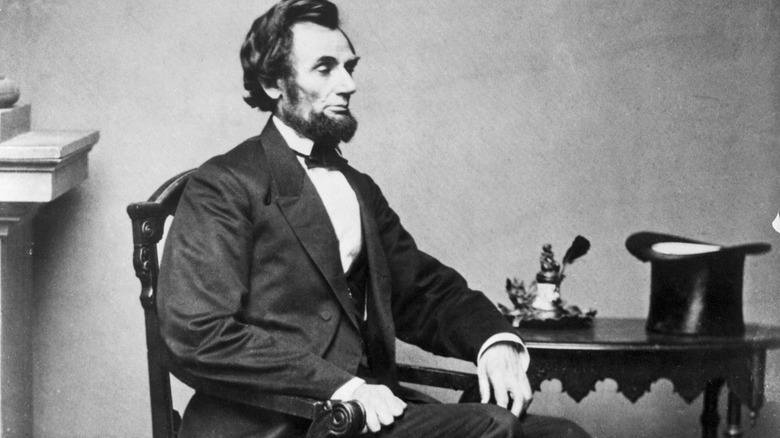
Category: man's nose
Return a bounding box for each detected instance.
[334,67,356,95]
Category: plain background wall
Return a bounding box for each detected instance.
[1,0,779,436]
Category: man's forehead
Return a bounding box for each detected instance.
[290,22,357,64]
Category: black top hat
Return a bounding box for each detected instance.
[626,231,770,336]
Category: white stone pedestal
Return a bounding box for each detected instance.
[0,104,98,436]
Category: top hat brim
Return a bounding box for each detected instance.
[626,231,771,262]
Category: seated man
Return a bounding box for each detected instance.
[158,1,590,437]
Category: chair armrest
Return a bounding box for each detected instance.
[244,364,474,435]
[281,364,476,436]
[206,389,365,438]
[307,399,365,437]
[396,363,477,392]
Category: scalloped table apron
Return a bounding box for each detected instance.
[521,317,780,438]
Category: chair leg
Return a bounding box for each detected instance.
[701,379,724,438]
[723,391,743,437]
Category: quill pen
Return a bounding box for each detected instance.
[557,235,591,288]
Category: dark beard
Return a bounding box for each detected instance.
[277,81,358,144]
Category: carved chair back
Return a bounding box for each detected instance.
[128,169,196,438]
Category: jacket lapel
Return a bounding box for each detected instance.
[342,168,393,318]
[259,121,360,330]
[342,167,397,383]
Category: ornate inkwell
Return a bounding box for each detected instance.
[499,236,596,329]
[532,244,561,312]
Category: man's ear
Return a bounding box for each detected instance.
[261,79,283,100]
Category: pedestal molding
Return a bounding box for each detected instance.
[0,129,99,162]
[0,130,99,203]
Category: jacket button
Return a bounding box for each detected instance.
[320,310,332,321]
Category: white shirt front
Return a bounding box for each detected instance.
[273,117,362,274]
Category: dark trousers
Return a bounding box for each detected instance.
[370,402,589,438]
[179,391,590,438]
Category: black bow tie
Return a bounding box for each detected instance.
[296,139,348,169]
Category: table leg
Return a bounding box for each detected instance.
[748,348,766,428]
[701,379,724,438]
[723,391,742,437]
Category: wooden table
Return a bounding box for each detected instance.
[520,317,780,437]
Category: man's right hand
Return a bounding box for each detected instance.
[351,383,407,433]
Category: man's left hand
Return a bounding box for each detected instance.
[477,342,533,417]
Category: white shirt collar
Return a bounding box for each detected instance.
[272,116,314,156]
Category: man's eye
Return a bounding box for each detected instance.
[315,65,332,74]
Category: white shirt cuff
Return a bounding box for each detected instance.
[477,333,530,372]
[330,377,366,400]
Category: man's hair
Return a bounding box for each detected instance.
[240,0,341,112]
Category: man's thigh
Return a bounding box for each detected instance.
[374,403,521,438]
[178,392,309,438]
[374,403,590,438]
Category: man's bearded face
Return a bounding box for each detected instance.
[275,22,359,143]
[278,77,358,143]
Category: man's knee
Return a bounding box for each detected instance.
[521,414,591,438]
[547,418,590,438]
[476,404,523,438]
[477,408,592,438]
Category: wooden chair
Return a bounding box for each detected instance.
[127,169,479,437]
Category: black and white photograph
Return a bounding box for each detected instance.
[1,1,779,436]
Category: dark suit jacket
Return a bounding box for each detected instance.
[158,119,517,430]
